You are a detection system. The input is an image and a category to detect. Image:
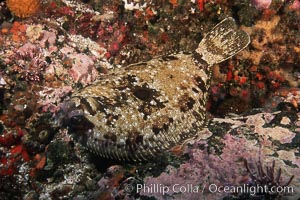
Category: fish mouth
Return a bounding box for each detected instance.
[57,100,95,131]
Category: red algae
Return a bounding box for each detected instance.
[197,0,206,11]
[10,21,27,42]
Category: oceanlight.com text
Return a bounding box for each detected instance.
[127,183,294,196]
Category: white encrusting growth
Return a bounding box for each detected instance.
[122,0,147,11]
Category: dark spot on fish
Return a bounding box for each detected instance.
[94,96,124,113]
[127,74,137,84]
[125,138,132,146]
[138,104,151,120]
[194,76,206,92]
[106,114,119,126]
[103,134,109,139]
[116,91,128,102]
[187,97,195,109]
[179,94,196,112]
[125,132,142,151]
[152,121,169,135]
[163,123,169,131]
[132,84,166,120]
[193,52,210,74]
[192,87,199,93]
[193,51,207,65]
[133,85,155,102]
[152,126,161,134]
[135,135,143,144]
[79,98,96,115]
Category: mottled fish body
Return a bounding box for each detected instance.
[65,17,250,161]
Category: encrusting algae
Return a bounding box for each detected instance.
[6,0,40,18]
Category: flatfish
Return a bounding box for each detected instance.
[64,17,250,161]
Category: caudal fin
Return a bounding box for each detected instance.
[196,17,250,66]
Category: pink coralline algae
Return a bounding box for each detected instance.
[0,0,299,199]
[289,0,300,10]
[251,0,272,10]
[38,86,73,113]
[10,42,48,82]
[68,53,99,85]
[39,29,58,53]
[141,134,258,200]
[140,110,300,199]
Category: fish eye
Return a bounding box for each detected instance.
[69,115,84,124]
[67,109,84,124]
[67,109,95,130]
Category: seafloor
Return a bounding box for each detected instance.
[0,0,299,200]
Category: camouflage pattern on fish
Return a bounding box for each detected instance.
[64,17,250,161]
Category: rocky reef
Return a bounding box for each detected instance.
[0,0,299,199]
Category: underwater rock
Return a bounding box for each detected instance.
[0,1,299,199]
[68,53,98,85]
[251,0,272,10]
[139,108,300,200]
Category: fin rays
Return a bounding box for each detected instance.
[196,17,250,66]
